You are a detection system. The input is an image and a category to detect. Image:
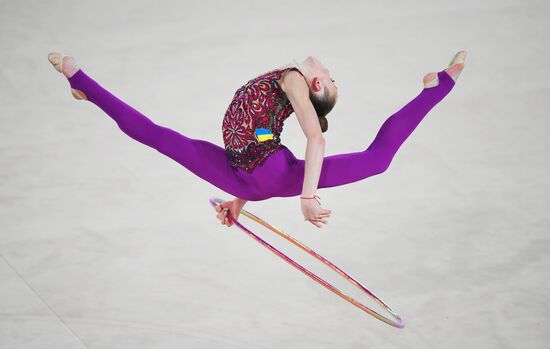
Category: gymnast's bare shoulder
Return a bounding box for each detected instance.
[279,70,324,140]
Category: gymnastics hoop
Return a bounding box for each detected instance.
[209,197,405,328]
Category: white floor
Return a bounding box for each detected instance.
[1,0,549,348]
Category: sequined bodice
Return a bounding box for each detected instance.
[222,63,301,172]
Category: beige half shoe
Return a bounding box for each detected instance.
[423,50,468,88]
[47,52,87,100]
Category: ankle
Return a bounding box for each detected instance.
[423,72,438,88]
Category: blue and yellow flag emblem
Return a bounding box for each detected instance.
[255,128,274,142]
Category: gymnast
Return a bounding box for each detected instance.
[48,51,466,229]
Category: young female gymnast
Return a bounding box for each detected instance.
[48,51,466,229]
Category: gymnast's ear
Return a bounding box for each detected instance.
[311,77,322,92]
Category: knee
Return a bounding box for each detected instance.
[378,163,390,175]
[372,150,395,175]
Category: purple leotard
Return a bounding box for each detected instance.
[67,67,455,201]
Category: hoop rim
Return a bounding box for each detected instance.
[209,196,404,328]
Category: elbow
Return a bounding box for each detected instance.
[307,135,326,145]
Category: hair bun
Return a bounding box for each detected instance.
[318,115,328,133]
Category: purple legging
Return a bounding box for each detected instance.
[67,69,455,201]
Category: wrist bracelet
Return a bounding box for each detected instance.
[300,195,321,201]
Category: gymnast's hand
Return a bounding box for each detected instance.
[215,198,247,227]
[301,197,331,228]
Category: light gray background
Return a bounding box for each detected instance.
[1,0,549,348]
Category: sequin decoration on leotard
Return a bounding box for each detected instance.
[222,67,298,173]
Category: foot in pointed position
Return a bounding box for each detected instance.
[423,50,467,88]
[47,52,87,100]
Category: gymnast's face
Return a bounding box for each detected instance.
[305,56,338,104]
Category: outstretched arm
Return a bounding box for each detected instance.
[281,70,331,228]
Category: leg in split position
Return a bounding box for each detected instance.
[282,51,466,195]
[47,53,257,200]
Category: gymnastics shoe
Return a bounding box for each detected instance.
[423,50,467,88]
[47,52,88,101]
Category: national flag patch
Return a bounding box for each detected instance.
[255,128,274,142]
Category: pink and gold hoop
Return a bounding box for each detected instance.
[209,197,405,328]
